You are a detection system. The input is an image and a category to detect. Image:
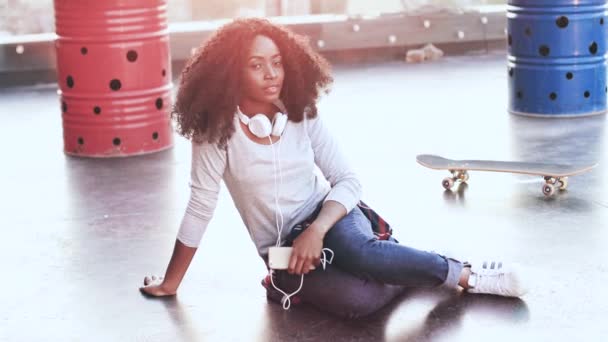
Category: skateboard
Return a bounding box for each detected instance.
[416,154,598,197]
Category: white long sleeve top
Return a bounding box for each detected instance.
[176,110,362,257]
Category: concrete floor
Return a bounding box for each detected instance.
[1,51,607,341]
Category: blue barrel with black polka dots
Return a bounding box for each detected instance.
[507,0,608,117]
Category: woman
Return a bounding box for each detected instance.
[140,18,526,318]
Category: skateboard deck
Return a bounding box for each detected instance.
[416,154,598,197]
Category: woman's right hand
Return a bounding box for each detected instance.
[139,275,177,297]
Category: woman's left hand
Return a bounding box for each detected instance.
[289,225,325,275]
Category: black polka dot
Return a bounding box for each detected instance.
[110,79,122,91]
[585,91,591,98]
[113,138,121,146]
[508,35,512,46]
[566,72,573,80]
[509,68,514,77]
[601,18,604,25]
[550,92,557,100]
[152,132,159,140]
[81,47,88,55]
[589,42,598,54]
[517,91,523,99]
[77,137,84,145]
[62,101,67,113]
[155,98,163,110]
[67,76,74,88]
[94,106,101,115]
[127,50,138,62]
[539,45,550,57]
[556,16,569,28]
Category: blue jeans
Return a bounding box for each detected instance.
[271,206,463,318]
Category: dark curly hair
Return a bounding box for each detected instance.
[172,18,334,147]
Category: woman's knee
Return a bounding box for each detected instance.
[335,303,381,319]
[312,282,398,319]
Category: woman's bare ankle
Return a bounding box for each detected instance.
[458,266,472,289]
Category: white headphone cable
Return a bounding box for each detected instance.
[269,246,334,310]
[266,119,334,310]
[277,132,285,232]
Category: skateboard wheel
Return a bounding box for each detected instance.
[442,177,455,190]
[558,177,568,190]
[461,171,470,182]
[542,183,555,197]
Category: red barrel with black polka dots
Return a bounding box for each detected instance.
[55,0,173,157]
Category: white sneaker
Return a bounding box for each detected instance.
[466,261,527,297]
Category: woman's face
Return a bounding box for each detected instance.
[242,35,285,104]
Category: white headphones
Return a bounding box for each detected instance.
[237,106,288,138]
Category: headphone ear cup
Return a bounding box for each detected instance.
[248,114,273,138]
[271,112,288,136]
